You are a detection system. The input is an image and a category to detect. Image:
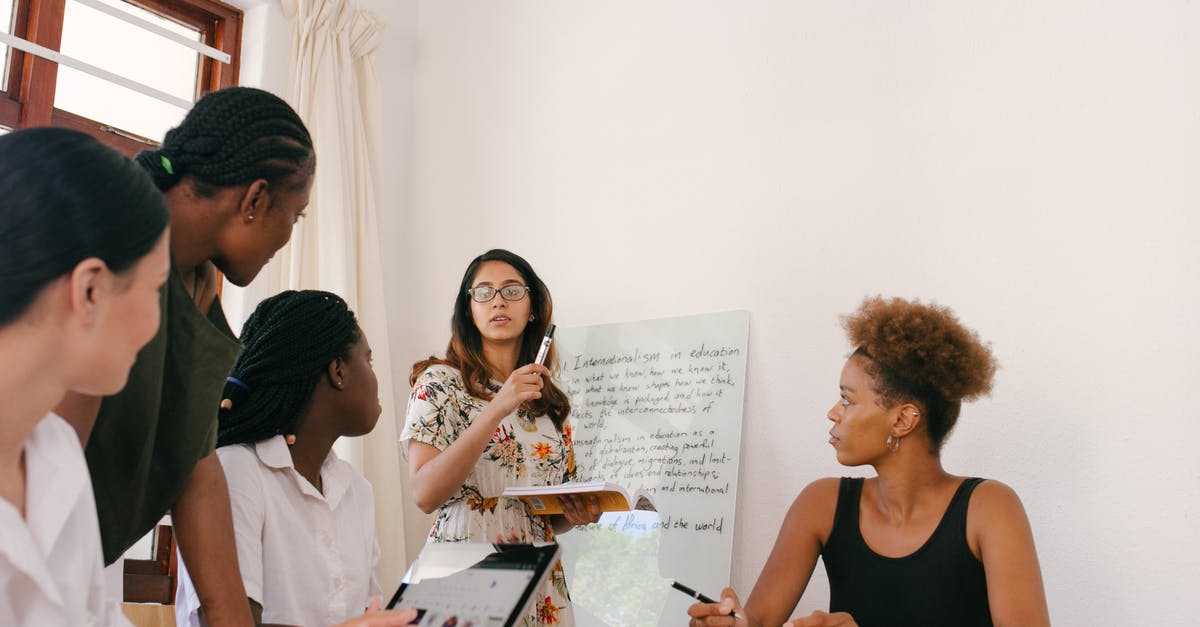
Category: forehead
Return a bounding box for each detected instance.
[472,261,524,285]
[274,167,315,205]
[839,355,876,390]
[351,327,371,352]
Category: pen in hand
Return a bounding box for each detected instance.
[672,580,745,621]
[534,324,556,366]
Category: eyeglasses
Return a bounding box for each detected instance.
[466,284,531,303]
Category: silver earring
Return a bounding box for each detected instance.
[886,434,901,452]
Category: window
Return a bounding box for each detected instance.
[1,0,241,155]
[2,0,15,92]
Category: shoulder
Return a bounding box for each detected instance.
[966,479,1033,539]
[782,477,843,534]
[413,364,465,388]
[215,443,263,477]
[967,479,1027,517]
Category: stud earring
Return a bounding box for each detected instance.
[529,314,535,322]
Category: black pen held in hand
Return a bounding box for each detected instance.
[534,324,556,366]
[671,580,745,621]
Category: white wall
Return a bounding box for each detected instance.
[380,1,1200,624]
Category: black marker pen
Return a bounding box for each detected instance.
[534,324,556,366]
[671,580,744,621]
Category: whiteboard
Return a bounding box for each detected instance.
[555,310,750,626]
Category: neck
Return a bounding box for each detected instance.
[871,447,952,519]
[0,320,73,508]
[165,185,221,277]
[287,415,338,491]
[482,339,521,379]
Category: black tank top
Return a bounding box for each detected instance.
[820,477,992,627]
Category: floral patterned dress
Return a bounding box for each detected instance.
[401,364,576,627]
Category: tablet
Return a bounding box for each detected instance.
[386,543,562,627]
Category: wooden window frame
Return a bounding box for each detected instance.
[2,0,241,155]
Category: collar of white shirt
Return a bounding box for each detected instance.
[253,435,352,509]
[0,414,94,612]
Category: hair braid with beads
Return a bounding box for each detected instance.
[133,86,313,195]
[217,290,360,447]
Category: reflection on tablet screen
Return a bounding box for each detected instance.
[387,543,561,627]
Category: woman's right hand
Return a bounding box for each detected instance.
[334,597,418,626]
[687,588,747,626]
[486,363,551,420]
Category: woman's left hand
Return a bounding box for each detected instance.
[558,493,602,526]
[785,610,857,626]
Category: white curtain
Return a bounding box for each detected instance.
[275,0,407,588]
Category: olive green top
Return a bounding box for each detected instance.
[86,265,242,564]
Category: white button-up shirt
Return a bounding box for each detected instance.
[176,436,381,627]
[0,413,131,626]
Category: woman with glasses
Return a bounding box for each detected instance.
[402,249,601,626]
[686,297,1049,627]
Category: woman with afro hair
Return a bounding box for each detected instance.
[688,297,1050,627]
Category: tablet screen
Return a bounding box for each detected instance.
[387,543,561,627]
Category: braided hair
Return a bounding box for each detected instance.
[217,290,360,447]
[133,86,313,195]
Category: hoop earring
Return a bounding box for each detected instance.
[886,434,901,453]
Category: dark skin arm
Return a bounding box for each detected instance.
[968,481,1050,627]
[178,452,255,627]
[688,478,839,627]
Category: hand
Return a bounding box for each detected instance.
[559,493,602,526]
[687,587,744,626]
[487,364,551,419]
[335,597,418,626]
[785,610,857,626]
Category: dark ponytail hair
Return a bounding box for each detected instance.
[217,290,360,447]
[0,127,169,326]
[410,249,571,431]
[134,86,313,195]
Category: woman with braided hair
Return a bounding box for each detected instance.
[688,297,1050,627]
[52,86,318,626]
[175,290,413,627]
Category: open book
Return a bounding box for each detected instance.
[502,481,657,515]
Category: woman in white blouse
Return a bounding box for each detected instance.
[0,127,171,625]
[176,290,396,627]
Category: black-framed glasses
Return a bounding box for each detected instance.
[466,284,531,303]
